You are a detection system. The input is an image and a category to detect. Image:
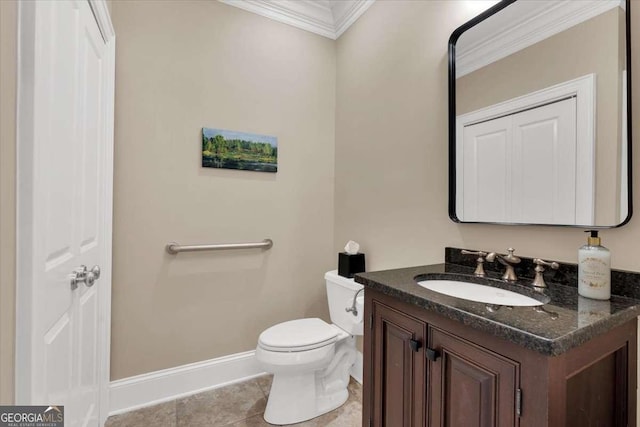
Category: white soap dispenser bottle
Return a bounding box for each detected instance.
[578,230,611,300]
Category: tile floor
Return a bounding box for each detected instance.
[105,375,362,427]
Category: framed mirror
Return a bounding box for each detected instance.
[449,0,632,227]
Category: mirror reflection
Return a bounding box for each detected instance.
[451,0,630,227]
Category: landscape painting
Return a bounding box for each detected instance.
[202,127,278,172]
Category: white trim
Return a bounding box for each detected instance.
[88,0,115,42]
[456,74,596,224]
[218,0,374,40]
[332,1,375,39]
[110,349,365,416]
[220,0,334,39]
[109,351,265,416]
[350,351,363,384]
[457,0,622,78]
[97,1,116,422]
[456,74,596,127]
[15,0,37,403]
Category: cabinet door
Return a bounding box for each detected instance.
[372,301,428,427]
[428,327,520,427]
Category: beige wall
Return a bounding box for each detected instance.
[335,1,640,272]
[1,0,639,391]
[110,1,336,379]
[0,0,17,405]
[457,8,624,225]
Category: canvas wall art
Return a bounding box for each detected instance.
[202,127,278,172]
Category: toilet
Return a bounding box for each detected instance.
[256,270,364,425]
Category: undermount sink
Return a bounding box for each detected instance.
[416,279,544,307]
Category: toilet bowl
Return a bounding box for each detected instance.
[255,271,364,425]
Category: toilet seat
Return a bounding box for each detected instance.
[258,318,341,352]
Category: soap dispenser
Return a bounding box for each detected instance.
[578,230,611,300]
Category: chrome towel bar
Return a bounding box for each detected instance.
[166,239,273,255]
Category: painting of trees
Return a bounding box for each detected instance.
[202,127,277,172]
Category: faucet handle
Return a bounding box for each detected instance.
[461,250,488,277]
[486,248,521,282]
[531,258,560,288]
[503,248,521,264]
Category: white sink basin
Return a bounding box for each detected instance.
[416,279,544,307]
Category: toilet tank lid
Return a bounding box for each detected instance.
[325,270,364,291]
[258,318,338,350]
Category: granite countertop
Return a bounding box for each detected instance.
[354,263,640,356]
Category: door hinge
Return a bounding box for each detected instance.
[516,388,522,417]
[369,314,373,329]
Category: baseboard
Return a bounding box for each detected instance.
[109,350,264,416]
[350,351,363,384]
[110,349,365,416]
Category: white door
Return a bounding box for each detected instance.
[16,1,115,426]
[510,98,577,224]
[461,116,513,222]
[460,98,579,224]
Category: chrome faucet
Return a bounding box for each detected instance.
[486,248,521,282]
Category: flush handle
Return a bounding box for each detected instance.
[409,339,422,352]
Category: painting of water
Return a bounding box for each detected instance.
[202,127,277,172]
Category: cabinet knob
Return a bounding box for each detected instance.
[426,348,441,361]
[409,339,422,352]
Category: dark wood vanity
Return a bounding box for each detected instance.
[356,257,640,427]
[363,289,636,427]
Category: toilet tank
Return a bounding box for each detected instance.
[325,270,364,336]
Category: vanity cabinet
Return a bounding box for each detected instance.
[428,327,519,427]
[370,301,427,427]
[363,289,637,427]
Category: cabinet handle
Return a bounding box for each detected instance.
[409,339,422,352]
[426,348,440,361]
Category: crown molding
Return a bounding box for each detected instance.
[456,0,623,78]
[332,0,375,38]
[218,0,374,40]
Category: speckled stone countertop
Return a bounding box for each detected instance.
[354,262,640,356]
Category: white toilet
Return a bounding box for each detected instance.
[256,270,364,425]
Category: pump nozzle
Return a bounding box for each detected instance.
[585,230,601,246]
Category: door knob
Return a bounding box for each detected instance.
[70,265,101,290]
[84,265,101,287]
[409,339,422,352]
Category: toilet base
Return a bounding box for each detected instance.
[261,336,356,425]
[263,372,349,425]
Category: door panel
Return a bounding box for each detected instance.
[461,97,578,224]
[44,314,73,404]
[78,286,99,427]
[79,19,104,253]
[17,0,113,425]
[429,327,519,427]
[462,116,512,222]
[511,98,577,224]
[372,301,427,427]
[40,0,80,331]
